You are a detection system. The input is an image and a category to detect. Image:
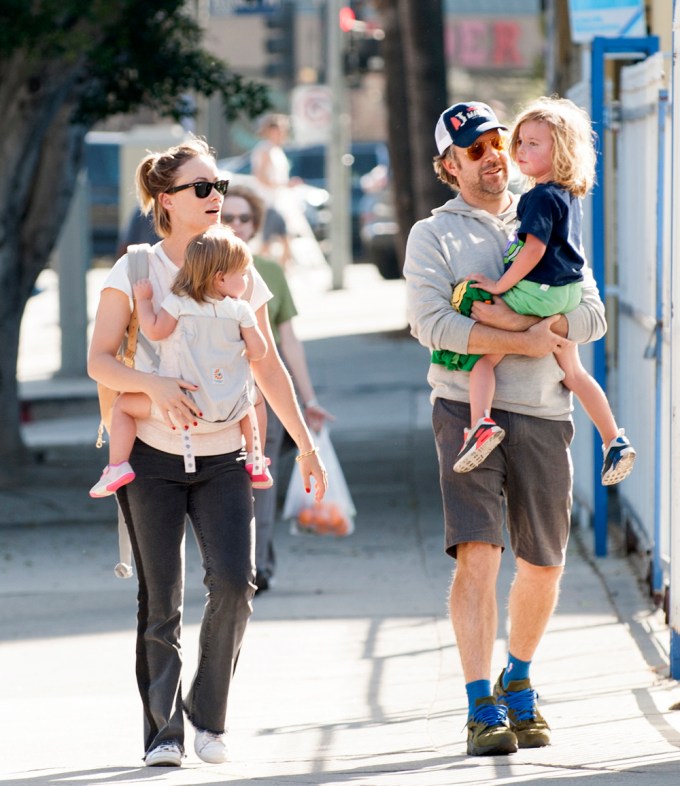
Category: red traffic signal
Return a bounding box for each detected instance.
[339,6,356,32]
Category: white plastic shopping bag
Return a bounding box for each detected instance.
[282,426,356,536]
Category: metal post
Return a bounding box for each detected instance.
[326,0,351,290]
[669,0,680,678]
[589,35,659,557]
[56,170,90,378]
[652,89,669,599]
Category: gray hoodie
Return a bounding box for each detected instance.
[404,194,607,421]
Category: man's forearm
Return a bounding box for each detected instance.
[470,306,569,340]
[467,316,565,357]
[467,323,532,355]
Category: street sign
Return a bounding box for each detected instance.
[291,85,333,144]
[569,0,646,44]
[210,0,280,16]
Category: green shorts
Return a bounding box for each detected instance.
[503,279,582,318]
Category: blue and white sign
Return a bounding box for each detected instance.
[210,0,280,16]
[569,0,646,44]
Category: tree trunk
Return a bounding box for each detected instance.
[0,51,88,472]
[398,0,451,220]
[375,0,414,263]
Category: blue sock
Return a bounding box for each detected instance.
[466,679,492,718]
[503,653,531,687]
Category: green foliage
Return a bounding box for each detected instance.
[0,0,271,123]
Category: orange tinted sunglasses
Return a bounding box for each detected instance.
[465,133,506,161]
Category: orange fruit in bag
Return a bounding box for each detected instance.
[297,507,314,528]
[328,504,350,535]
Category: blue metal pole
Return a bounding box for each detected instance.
[590,38,608,557]
[653,89,668,598]
[670,0,680,679]
[589,36,660,558]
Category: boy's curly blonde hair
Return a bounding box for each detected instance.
[509,95,596,198]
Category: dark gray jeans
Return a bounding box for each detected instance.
[117,438,255,755]
[253,401,286,579]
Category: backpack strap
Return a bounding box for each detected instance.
[124,243,160,370]
[120,243,151,366]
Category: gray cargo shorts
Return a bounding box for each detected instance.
[432,398,574,567]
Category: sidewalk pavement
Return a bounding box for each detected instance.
[2,262,680,784]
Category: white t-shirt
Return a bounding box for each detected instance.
[102,241,272,456]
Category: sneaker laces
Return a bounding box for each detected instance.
[473,702,509,727]
[502,686,539,721]
[155,741,180,752]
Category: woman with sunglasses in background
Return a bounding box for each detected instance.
[88,138,327,768]
[222,184,333,592]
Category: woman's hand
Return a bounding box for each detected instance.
[144,374,201,430]
[297,450,328,502]
[304,401,334,434]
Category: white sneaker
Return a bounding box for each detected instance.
[89,461,135,498]
[194,729,228,763]
[145,741,182,767]
[453,416,505,473]
[601,428,637,486]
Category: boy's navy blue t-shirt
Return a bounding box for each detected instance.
[514,182,585,287]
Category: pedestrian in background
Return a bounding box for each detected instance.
[88,137,327,768]
[251,112,320,267]
[404,101,606,756]
[222,183,333,591]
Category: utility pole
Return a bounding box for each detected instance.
[326,0,351,290]
[56,170,90,378]
[669,0,680,679]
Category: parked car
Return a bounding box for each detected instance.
[217,152,330,244]
[358,163,402,280]
[220,140,390,259]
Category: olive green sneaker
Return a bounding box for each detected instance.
[466,696,518,756]
[494,670,551,748]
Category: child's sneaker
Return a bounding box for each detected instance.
[454,416,505,473]
[89,461,136,498]
[246,457,274,490]
[601,429,636,486]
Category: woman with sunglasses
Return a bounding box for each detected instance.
[222,184,333,591]
[88,138,327,768]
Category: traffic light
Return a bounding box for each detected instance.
[264,0,296,84]
[340,2,384,82]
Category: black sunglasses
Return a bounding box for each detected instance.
[222,213,253,224]
[166,179,229,199]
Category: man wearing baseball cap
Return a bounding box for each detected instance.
[403,101,607,756]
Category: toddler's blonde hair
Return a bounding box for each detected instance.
[509,95,596,198]
[172,224,252,303]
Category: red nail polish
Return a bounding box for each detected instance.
[305,487,310,493]
[184,425,189,431]
[193,421,198,427]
